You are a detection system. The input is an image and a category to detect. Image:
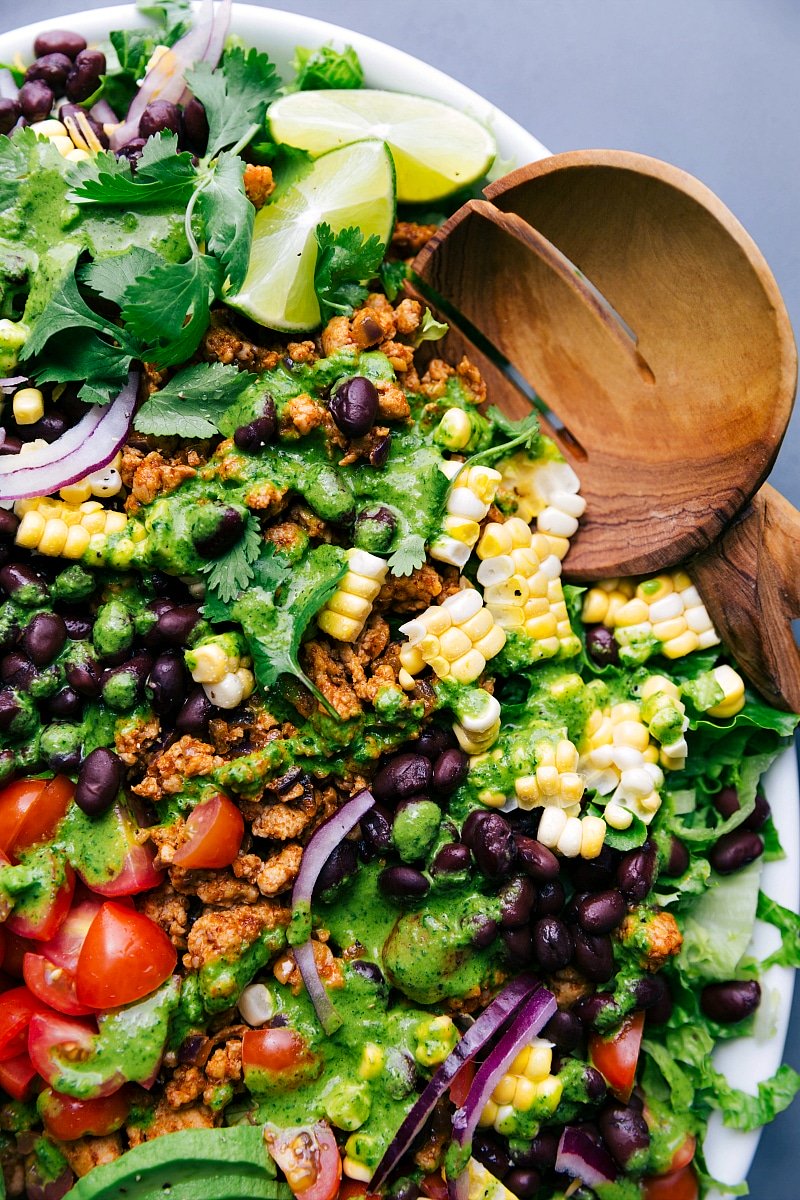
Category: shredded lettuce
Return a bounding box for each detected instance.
[757,892,800,968]
[678,861,762,981]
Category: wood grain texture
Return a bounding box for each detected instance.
[413,150,797,579]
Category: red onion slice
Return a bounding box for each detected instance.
[0,370,138,500]
[109,0,231,151]
[370,975,541,1192]
[448,985,557,1200]
[289,788,375,1035]
[556,1126,618,1187]
[90,98,119,127]
[0,376,28,392]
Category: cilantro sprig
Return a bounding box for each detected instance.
[313,223,386,322]
[134,361,257,437]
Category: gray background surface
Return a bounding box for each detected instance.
[1,1,798,1194]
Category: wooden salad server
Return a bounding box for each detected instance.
[409,150,800,710]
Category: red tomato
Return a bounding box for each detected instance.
[669,1134,697,1173]
[172,794,244,869]
[589,1011,645,1102]
[420,1174,448,1200]
[0,987,53,1061]
[0,1051,38,1100]
[265,1122,342,1200]
[242,1027,322,1092]
[38,898,106,972]
[76,902,176,1009]
[0,777,74,861]
[38,1086,133,1140]
[337,1182,380,1200]
[6,860,75,942]
[28,1012,100,1095]
[643,1164,699,1200]
[23,953,94,1017]
[449,1060,475,1109]
[2,932,34,978]
[76,804,163,897]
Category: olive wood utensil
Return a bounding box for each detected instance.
[409,150,800,710]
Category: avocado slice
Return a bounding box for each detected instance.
[66,1125,292,1200]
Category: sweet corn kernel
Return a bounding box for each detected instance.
[706,664,746,718]
[358,1043,384,1080]
[398,586,505,685]
[491,1075,517,1106]
[495,442,586,557]
[318,548,388,643]
[12,387,44,425]
[429,463,502,568]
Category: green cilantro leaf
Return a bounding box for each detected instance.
[197,152,254,292]
[67,133,197,206]
[378,259,409,301]
[134,362,256,437]
[200,512,263,606]
[292,43,364,91]
[137,0,191,30]
[187,47,280,159]
[313,223,386,322]
[81,247,163,305]
[388,534,426,578]
[20,264,119,358]
[0,127,41,211]
[31,329,133,405]
[120,253,222,367]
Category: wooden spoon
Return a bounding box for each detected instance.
[409,150,800,710]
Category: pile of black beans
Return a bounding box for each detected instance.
[0,26,210,159]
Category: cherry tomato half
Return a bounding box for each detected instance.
[76,804,163,897]
[38,1085,133,1141]
[589,1010,645,1102]
[6,858,75,942]
[449,1059,475,1109]
[643,1164,699,1200]
[76,902,176,1009]
[0,986,54,1061]
[172,794,244,869]
[265,1121,342,1200]
[242,1027,322,1092]
[23,953,94,1017]
[338,1182,380,1200]
[38,898,108,973]
[0,776,74,861]
[420,1173,448,1200]
[0,1051,38,1100]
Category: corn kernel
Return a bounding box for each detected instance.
[39,519,69,556]
[491,1074,517,1106]
[12,387,44,425]
[358,1042,384,1080]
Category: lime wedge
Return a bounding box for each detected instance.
[268,89,496,204]
[226,139,395,332]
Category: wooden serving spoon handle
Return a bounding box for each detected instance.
[691,484,800,712]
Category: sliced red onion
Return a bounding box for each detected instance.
[448,985,557,1200]
[90,98,119,127]
[370,975,541,1192]
[109,0,231,151]
[556,1126,618,1187]
[0,369,138,500]
[0,376,28,392]
[290,788,375,1035]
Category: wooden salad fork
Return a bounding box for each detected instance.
[409,150,800,711]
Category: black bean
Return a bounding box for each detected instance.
[712,785,741,819]
[0,563,43,598]
[182,96,209,152]
[116,137,146,164]
[24,612,67,666]
[354,504,396,554]
[63,615,92,640]
[432,842,471,877]
[234,412,276,453]
[466,913,498,949]
[18,79,54,122]
[316,840,358,895]
[701,979,761,1024]
[46,687,82,719]
[512,1130,559,1170]
[361,805,393,853]
[432,747,469,795]
[193,506,245,559]
[461,808,491,849]
[0,511,20,541]
[568,844,617,891]
[378,865,429,899]
[75,747,123,816]
[329,375,379,438]
[584,1066,608,1101]
[138,98,181,139]
[0,688,21,731]
[415,724,456,761]
[25,53,73,91]
[472,1134,510,1179]
[350,959,386,989]
[34,30,87,59]
[563,890,589,926]
[664,836,690,877]
[0,434,22,456]
[709,829,763,875]
[599,1104,650,1170]
[513,834,560,881]
[533,915,573,971]
[577,889,626,935]
[586,623,620,666]
[65,50,106,103]
[369,433,392,468]
[542,1008,583,1052]
[155,603,201,645]
[65,658,101,697]
[1,651,32,687]
[0,98,20,135]
[535,878,566,915]
[504,1170,540,1198]
[574,993,619,1027]
[745,791,771,832]
[645,975,673,1026]
[147,650,187,715]
[631,975,665,1011]
[472,812,516,878]
[176,687,213,734]
[616,843,657,902]
[499,875,537,928]
[372,752,432,804]
[573,929,615,982]
[502,925,535,966]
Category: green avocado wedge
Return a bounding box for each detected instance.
[66,1125,292,1200]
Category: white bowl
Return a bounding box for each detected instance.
[0,6,796,1196]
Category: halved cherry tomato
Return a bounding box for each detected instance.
[242,1027,322,1092]
[28,1012,99,1094]
[669,1134,697,1173]
[2,932,34,978]
[420,1173,448,1200]
[38,1085,133,1140]
[23,953,94,1017]
[449,1059,475,1109]
[75,804,163,897]
[337,1181,379,1200]
[172,794,244,869]
[0,1051,38,1100]
[0,986,54,1061]
[75,902,176,1009]
[265,1121,341,1200]
[589,1010,645,1102]
[0,926,5,970]
[6,858,75,942]
[643,1164,699,1200]
[0,777,74,861]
